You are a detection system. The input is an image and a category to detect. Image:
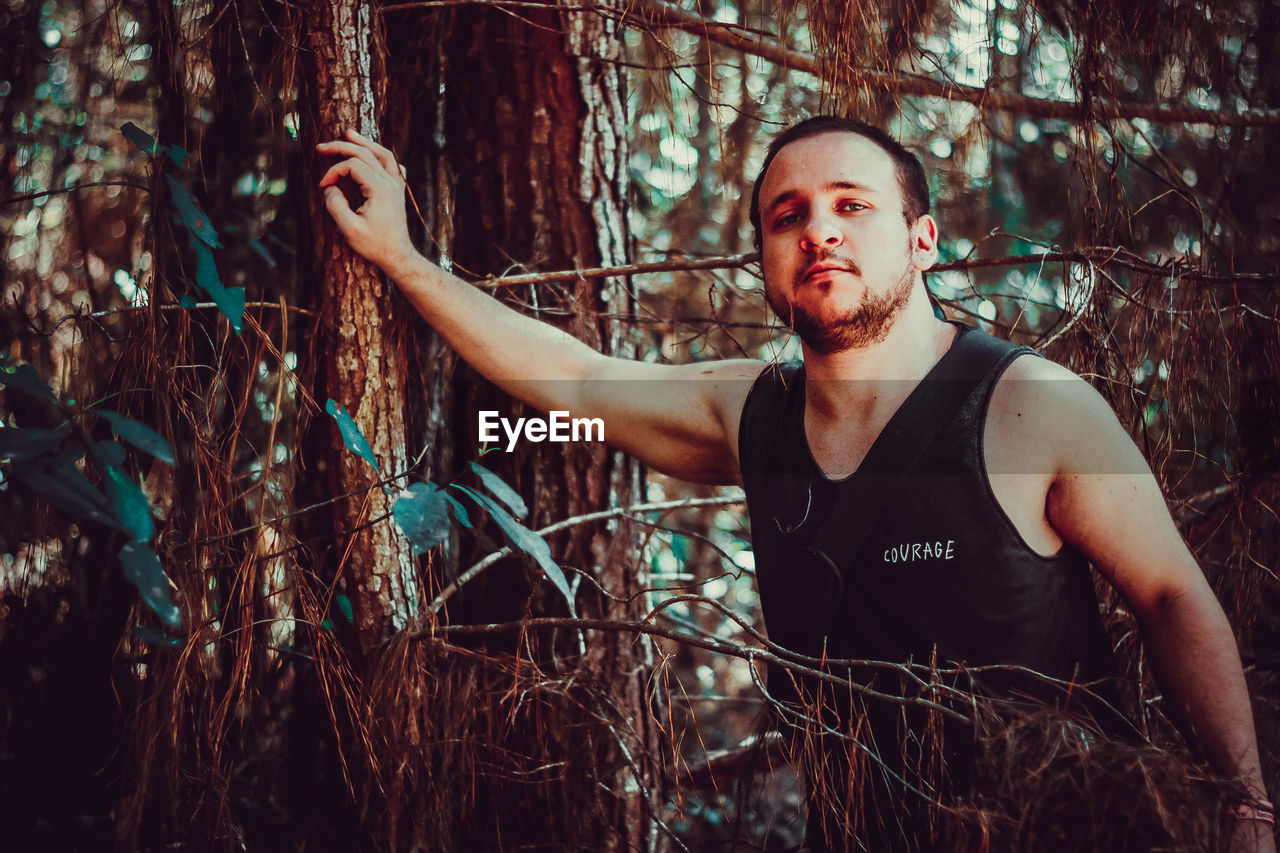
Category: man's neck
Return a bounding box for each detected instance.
[802,288,956,423]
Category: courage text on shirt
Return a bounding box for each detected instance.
[884,540,956,563]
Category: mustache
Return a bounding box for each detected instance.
[795,249,862,284]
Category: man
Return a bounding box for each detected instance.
[317,116,1273,850]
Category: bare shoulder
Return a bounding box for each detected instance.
[984,351,1153,555]
[991,354,1208,610]
[987,353,1146,475]
[991,351,1100,416]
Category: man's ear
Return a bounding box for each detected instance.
[911,215,939,271]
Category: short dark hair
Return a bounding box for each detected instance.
[749,116,930,252]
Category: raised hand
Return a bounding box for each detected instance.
[316,129,419,278]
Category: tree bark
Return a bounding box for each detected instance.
[430,1,656,847]
[301,0,415,651]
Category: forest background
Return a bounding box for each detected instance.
[1,0,1278,849]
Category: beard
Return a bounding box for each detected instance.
[767,251,915,356]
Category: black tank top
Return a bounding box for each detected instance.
[737,326,1120,850]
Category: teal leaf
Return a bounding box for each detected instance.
[0,427,63,462]
[118,542,182,629]
[92,439,127,468]
[121,123,187,167]
[393,481,452,553]
[164,175,222,248]
[192,239,244,333]
[10,451,121,530]
[179,295,197,308]
[320,618,333,631]
[103,463,154,542]
[249,237,277,268]
[470,461,528,519]
[336,594,354,624]
[121,122,159,156]
[133,625,181,648]
[97,410,175,465]
[325,399,378,471]
[670,534,689,564]
[454,485,575,616]
[444,492,472,529]
[0,363,58,402]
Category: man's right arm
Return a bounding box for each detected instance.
[317,129,762,485]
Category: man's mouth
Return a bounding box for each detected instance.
[802,262,856,282]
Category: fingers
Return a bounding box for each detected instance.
[316,129,416,268]
[318,158,375,196]
[344,129,401,176]
[317,130,410,197]
[316,129,403,182]
[323,184,354,220]
[316,140,392,184]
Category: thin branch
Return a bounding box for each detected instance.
[430,493,744,612]
[0,180,152,206]
[475,248,1280,289]
[418,616,975,722]
[476,253,758,288]
[194,449,430,545]
[382,0,1280,127]
[630,0,1280,127]
[932,248,1280,284]
[52,300,318,332]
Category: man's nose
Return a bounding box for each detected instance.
[800,214,843,251]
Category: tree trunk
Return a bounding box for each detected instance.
[300,0,415,651]
[424,1,656,846]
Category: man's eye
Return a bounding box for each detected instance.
[775,213,800,227]
[839,201,866,212]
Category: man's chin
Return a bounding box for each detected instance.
[789,301,905,355]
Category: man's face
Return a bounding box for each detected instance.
[757,132,936,355]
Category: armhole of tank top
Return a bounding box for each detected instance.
[742,361,778,471]
[737,361,790,471]
[975,348,1071,562]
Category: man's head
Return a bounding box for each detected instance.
[750,116,930,253]
[750,117,937,355]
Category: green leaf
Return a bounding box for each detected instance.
[122,124,187,167]
[103,463,154,542]
[164,175,222,248]
[325,399,378,471]
[92,439,127,468]
[121,122,159,156]
[192,240,244,334]
[249,237,277,268]
[670,534,689,564]
[118,542,182,629]
[0,427,63,462]
[454,485,575,616]
[97,410,175,465]
[179,295,197,308]
[394,481,452,553]
[335,593,354,624]
[133,625,181,648]
[444,492,472,529]
[0,362,58,402]
[470,461,528,519]
[10,450,122,530]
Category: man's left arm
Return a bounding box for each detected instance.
[1022,363,1273,848]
